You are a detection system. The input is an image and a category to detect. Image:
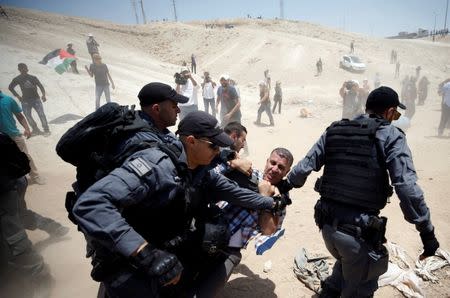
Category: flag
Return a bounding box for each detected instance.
[39,49,76,74]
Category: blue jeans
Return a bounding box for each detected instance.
[21,99,49,132]
[95,85,111,110]
[256,101,274,125]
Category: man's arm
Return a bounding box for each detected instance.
[215,89,221,110]
[14,112,31,138]
[287,132,327,187]
[35,77,46,101]
[339,83,346,99]
[73,166,150,257]
[85,65,93,77]
[382,127,434,233]
[188,74,197,87]
[73,149,177,257]
[207,171,275,210]
[106,68,115,89]
[381,126,439,258]
[8,79,21,100]
[225,88,241,120]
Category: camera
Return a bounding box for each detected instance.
[345,81,354,90]
[174,72,188,85]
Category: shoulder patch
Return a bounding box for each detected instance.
[128,157,152,177]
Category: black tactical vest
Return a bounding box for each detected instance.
[318,117,392,212]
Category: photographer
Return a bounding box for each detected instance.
[175,67,199,120]
[339,80,359,119]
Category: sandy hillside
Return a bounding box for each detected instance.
[1,6,450,298]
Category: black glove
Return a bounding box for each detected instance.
[276,179,293,194]
[132,245,183,285]
[272,194,292,212]
[420,229,440,258]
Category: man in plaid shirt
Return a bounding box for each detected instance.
[206,143,293,296]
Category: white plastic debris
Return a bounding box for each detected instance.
[263,260,272,273]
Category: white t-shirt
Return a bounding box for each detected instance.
[202,81,215,99]
[178,79,199,106]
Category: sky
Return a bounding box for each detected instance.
[2,0,449,37]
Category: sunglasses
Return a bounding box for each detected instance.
[393,109,401,121]
[197,138,219,150]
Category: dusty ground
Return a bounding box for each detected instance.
[1,6,449,297]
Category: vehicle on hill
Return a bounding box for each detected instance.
[339,55,366,73]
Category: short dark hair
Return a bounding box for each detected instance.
[224,122,247,136]
[271,147,294,167]
[18,63,27,69]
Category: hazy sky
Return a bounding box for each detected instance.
[2,0,449,37]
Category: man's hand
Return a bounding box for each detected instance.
[111,83,115,90]
[23,128,31,139]
[419,229,440,260]
[276,179,293,194]
[41,95,47,102]
[131,244,183,286]
[272,194,292,212]
[229,158,252,176]
[258,179,275,197]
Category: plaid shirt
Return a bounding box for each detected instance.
[216,169,287,248]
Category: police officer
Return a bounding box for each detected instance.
[73,111,286,297]
[280,86,440,297]
[120,82,189,148]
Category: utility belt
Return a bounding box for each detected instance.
[89,216,230,282]
[314,200,387,250]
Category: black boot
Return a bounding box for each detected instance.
[319,282,340,298]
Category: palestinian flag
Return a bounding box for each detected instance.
[39,49,76,74]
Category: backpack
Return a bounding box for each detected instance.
[56,102,183,223]
[0,132,30,180]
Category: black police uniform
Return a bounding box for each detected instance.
[73,140,275,297]
[286,114,438,297]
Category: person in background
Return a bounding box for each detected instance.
[201,71,216,117]
[66,43,79,74]
[216,74,241,127]
[437,78,450,137]
[85,54,115,110]
[191,54,197,74]
[8,63,50,137]
[0,90,44,185]
[272,81,283,114]
[176,67,199,120]
[339,80,359,120]
[417,76,430,106]
[86,33,99,62]
[255,81,274,126]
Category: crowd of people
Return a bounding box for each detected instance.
[1,27,449,298]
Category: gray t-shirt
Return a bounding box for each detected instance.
[89,63,109,86]
[217,85,241,121]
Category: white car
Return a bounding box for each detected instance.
[340,55,366,73]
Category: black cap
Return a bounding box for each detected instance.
[366,86,406,111]
[138,82,189,106]
[176,111,233,147]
